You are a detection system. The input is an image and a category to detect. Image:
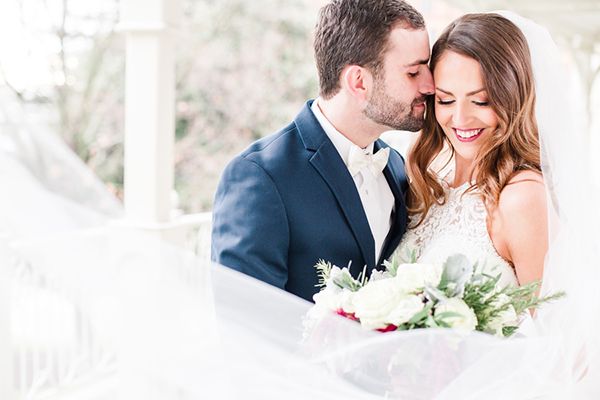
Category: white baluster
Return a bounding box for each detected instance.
[0,239,14,399]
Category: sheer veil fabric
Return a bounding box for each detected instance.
[499,10,600,395]
[1,11,599,400]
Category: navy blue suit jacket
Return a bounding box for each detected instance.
[211,100,409,301]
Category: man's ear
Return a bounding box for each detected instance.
[341,65,373,103]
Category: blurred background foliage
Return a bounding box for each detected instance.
[175,0,320,211]
[2,0,598,212]
[1,0,321,212]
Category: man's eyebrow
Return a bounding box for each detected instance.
[436,87,486,96]
[404,58,430,67]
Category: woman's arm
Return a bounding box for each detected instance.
[488,171,548,286]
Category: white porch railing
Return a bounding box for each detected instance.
[4,212,212,399]
[10,251,116,400]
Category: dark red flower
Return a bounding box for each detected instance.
[376,324,398,333]
[336,309,359,321]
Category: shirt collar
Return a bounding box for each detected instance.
[310,98,374,167]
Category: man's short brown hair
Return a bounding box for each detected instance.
[314,0,425,99]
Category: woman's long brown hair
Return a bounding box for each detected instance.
[408,13,541,226]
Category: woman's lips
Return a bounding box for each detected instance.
[453,128,483,142]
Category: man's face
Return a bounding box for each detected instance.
[364,27,434,132]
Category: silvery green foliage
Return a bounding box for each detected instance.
[423,286,448,303]
[315,260,364,292]
[438,254,474,298]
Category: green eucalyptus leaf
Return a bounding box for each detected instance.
[408,302,433,324]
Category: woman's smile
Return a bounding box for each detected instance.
[453,127,484,142]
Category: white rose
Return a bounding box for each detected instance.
[312,285,342,311]
[338,289,356,314]
[313,285,356,311]
[352,278,405,330]
[435,298,478,331]
[423,263,444,286]
[386,295,425,326]
[394,263,443,293]
[369,269,391,282]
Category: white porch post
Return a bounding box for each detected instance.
[119,0,181,226]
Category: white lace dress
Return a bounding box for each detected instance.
[394,181,518,289]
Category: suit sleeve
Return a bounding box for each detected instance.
[211,156,289,289]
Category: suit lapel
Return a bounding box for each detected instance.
[375,141,409,265]
[296,101,376,268]
[309,144,376,267]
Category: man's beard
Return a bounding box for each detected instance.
[364,78,426,132]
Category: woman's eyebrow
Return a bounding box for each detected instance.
[435,87,485,96]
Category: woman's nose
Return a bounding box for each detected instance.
[452,103,470,126]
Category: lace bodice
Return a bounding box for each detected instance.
[394,182,518,288]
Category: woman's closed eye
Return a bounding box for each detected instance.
[436,98,490,106]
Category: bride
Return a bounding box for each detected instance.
[394,13,546,301]
[2,9,598,400]
[304,11,599,398]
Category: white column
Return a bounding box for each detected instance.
[119,0,181,225]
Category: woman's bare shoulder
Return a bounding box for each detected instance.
[498,170,546,215]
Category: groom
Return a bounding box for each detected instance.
[211,0,434,302]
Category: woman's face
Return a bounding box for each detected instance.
[433,50,499,164]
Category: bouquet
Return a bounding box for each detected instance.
[312,253,564,337]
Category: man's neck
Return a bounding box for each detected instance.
[317,97,382,149]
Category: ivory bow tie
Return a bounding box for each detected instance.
[348,146,390,177]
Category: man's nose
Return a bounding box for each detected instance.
[419,68,434,96]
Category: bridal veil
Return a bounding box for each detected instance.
[1,10,598,400]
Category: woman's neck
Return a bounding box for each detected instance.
[451,157,477,188]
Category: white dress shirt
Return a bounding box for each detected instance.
[311,99,395,263]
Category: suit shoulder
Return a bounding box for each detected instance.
[233,121,306,173]
[240,121,298,158]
